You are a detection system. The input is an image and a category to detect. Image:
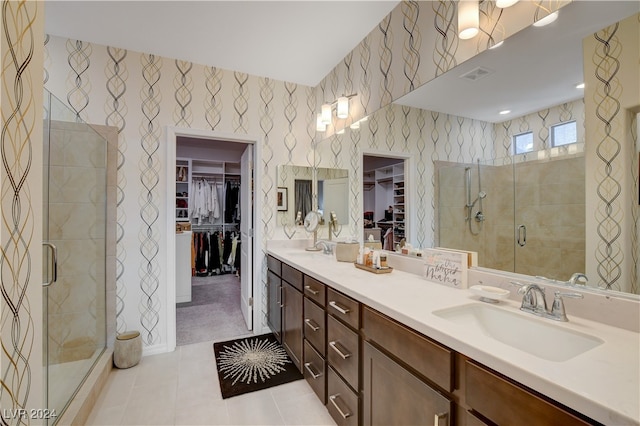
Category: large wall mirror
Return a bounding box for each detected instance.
[276,164,349,232]
[313,1,639,295]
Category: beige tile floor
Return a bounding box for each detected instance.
[86,339,336,426]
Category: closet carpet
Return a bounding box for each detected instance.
[176,275,250,346]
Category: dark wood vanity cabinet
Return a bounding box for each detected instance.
[326,288,361,426]
[270,257,599,426]
[302,275,327,404]
[266,256,282,343]
[267,255,303,372]
[362,307,453,426]
[463,359,594,426]
[281,264,304,372]
[363,342,452,425]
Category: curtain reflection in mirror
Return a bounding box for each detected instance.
[295,179,312,220]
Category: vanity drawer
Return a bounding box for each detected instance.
[327,288,360,330]
[464,359,592,425]
[362,306,453,392]
[282,263,303,291]
[327,315,359,390]
[304,297,325,355]
[267,255,281,276]
[304,339,326,405]
[327,366,359,426]
[303,275,326,307]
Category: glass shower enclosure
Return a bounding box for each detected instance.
[42,90,107,423]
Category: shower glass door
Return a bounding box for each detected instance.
[43,90,107,423]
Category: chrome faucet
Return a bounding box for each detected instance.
[315,240,333,255]
[568,272,588,286]
[518,284,548,315]
[515,282,583,322]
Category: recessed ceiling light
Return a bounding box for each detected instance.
[499,110,511,115]
[576,83,585,89]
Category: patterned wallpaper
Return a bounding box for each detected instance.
[1,0,45,422]
[584,12,639,293]
[44,35,313,351]
[1,0,637,415]
[39,1,640,358]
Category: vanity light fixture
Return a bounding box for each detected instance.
[350,115,369,130]
[316,113,327,132]
[533,1,560,27]
[319,93,357,126]
[496,0,519,7]
[458,0,480,40]
[533,10,558,26]
[489,40,504,49]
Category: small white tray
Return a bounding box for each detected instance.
[470,285,510,303]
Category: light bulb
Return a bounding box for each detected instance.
[458,0,479,40]
[533,10,558,27]
[316,113,326,132]
[321,104,331,125]
[337,97,349,119]
[496,0,519,7]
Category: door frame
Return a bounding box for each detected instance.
[165,126,263,352]
[361,150,414,244]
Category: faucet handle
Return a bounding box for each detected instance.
[550,291,583,322]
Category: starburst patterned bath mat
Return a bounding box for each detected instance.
[213,333,303,399]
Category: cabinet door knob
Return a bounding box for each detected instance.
[329,394,352,419]
[329,341,351,359]
[329,300,350,315]
[304,318,320,332]
[303,362,322,379]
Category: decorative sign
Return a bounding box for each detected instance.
[423,248,472,289]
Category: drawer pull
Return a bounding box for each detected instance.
[329,394,352,419]
[329,300,350,315]
[329,341,351,359]
[303,362,322,379]
[434,412,448,426]
[304,285,319,295]
[304,318,320,332]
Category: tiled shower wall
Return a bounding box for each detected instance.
[47,120,107,364]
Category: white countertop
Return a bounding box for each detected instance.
[267,245,640,425]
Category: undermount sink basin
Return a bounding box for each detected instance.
[433,303,604,362]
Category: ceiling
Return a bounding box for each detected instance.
[43,1,638,124]
[395,1,639,123]
[44,1,400,87]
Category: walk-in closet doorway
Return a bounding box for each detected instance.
[166,127,263,352]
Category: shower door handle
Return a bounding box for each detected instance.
[42,242,58,287]
[517,225,527,247]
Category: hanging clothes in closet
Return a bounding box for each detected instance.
[192,230,240,276]
[224,180,240,224]
[190,178,220,224]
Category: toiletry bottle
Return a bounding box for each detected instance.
[380,253,387,268]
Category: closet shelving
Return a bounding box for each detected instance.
[188,159,241,230]
[176,158,191,222]
[392,164,405,245]
[366,163,406,246]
